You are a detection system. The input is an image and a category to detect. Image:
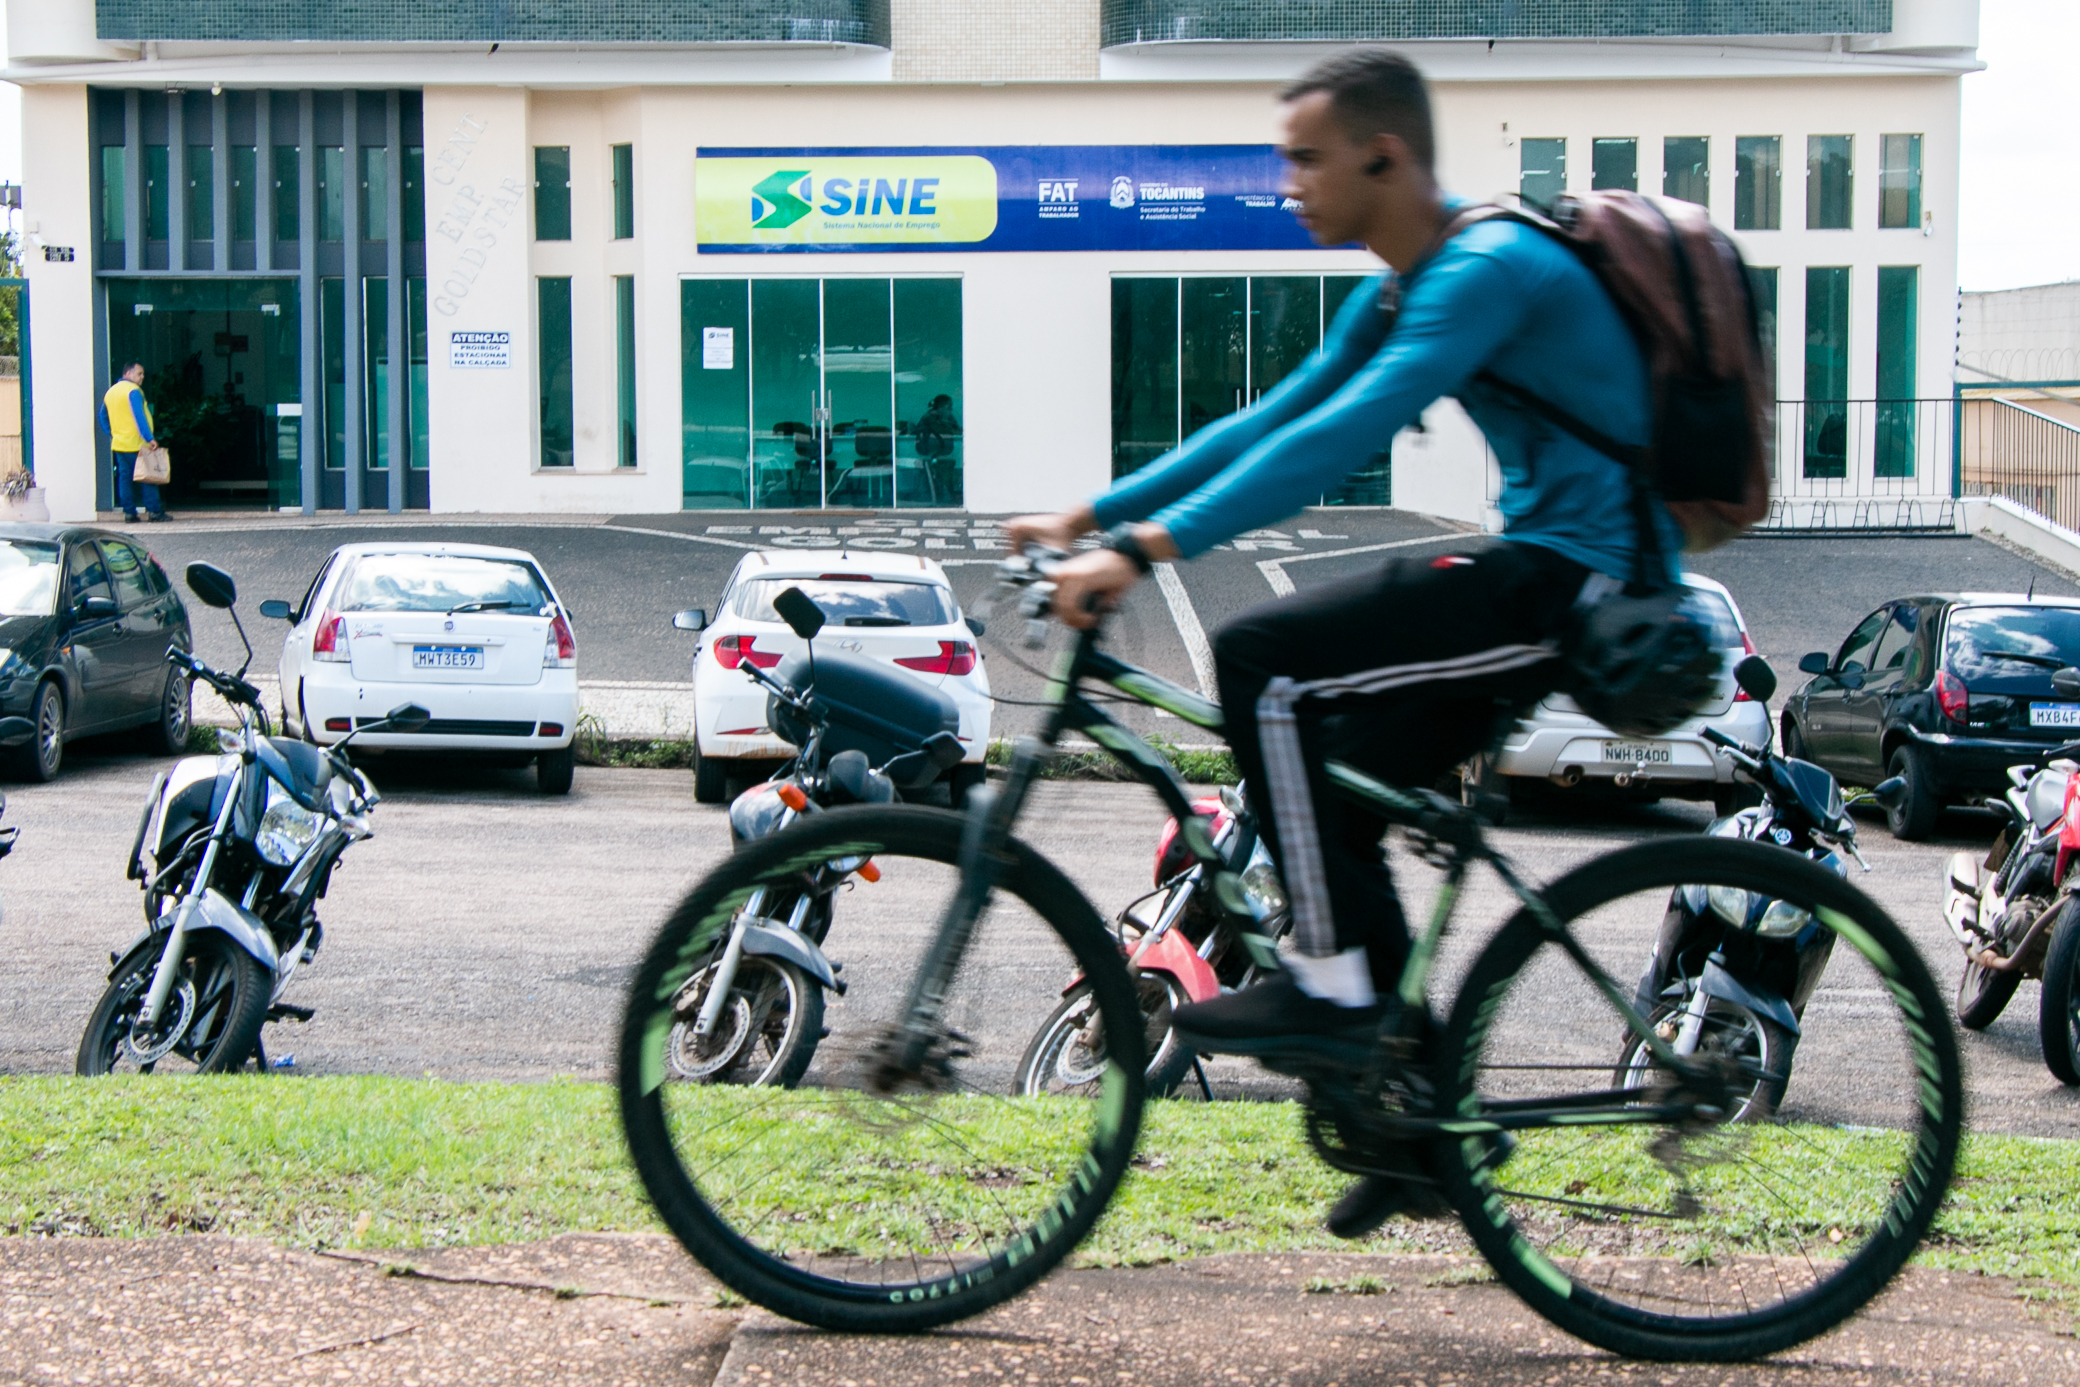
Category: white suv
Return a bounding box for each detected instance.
[1476,574,1771,819]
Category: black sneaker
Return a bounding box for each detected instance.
[1171,973,1383,1063]
[123,511,141,524]
[145,511,170,523]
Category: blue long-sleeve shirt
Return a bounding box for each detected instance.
[96,390,157,447]
[1092,208,1679,582]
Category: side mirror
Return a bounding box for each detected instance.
[773,587,826,641]
[1838,668,1866,691]
[2054,667,2080,698]
[258,600,294,622]
[384,702,431,733]
[76,594,119,620]
[1871,775,1908,809]
[1733,654,1777,704]
[185,562,238,610]
[966,615,987,638]
[1797,652,1830,676]
[0,716,33,746]
[672,609,707,633]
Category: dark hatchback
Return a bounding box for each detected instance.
[0,523,193,781]
[1782,593,2080,840]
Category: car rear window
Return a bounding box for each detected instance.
[1685,588,1744,650]
[336,554,553,615]
[0,541,59,617]
[732,577,956,628]
[1945,606,2080,689]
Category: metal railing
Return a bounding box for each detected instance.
[1759,398,1957,531]
[1958,396,2080,531]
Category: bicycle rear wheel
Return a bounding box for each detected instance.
[1435,836,1961,1362]
[618,805,1148,1331]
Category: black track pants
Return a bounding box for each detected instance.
[1212,541,1591,995]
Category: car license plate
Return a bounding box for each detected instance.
[412,645,483,670]
[1602,741,1673,764]
[2030,702,2080,728]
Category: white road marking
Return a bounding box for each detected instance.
[1258,531,1465,596]
[1153,561,1218,697]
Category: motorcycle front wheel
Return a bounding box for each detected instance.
[1614,995,1793,1122]
[77,931,273,1075]
[666,955,824,1089]
[2038,898,2080,1085]
[1956,948,2022,1031]
[1015,970,1194,1099]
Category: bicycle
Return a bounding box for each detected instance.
[618,548,1963,1362]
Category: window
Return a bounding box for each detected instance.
[338,553,552,614]
[1836,609,1889,674]
[101,540,155,612]
[1734,137,1780,231]
[616,275,637,467]
[0,541,59,617]
[1663,136,1708,207]
[403,146,425,241]
[611,143,634,240]
[230,146,257,241]
[361,147,387,241]
[274,145,300,242]
[1876,265,1919,479]
[1591,138,1636,192]
[1803,266,1850,479]
[1880,134,1922,230]
[534,146,572,241]
[1747,266,1778,397]
[1868,609,1915,677]
[187,144,214,242]
[66,541,113,611]
[538,277,575,468]
[732,578,957,627]
[145,144,169,240]
[318,146,345,242]
[1519,138,1566,209]
[1806,135,1852,230]
[678,277,965,509]
[100,146,125,243]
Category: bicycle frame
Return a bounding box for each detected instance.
[885,619,1696,1125]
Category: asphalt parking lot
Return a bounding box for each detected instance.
[6,510,2078,1138]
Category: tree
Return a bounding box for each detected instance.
[0,230,19,361]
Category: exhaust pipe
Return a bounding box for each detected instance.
[1613,770,1632,788]
[1942,851,1982,947]
[1553,765,1584,788]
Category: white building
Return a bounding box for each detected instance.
[6,0,1981,523]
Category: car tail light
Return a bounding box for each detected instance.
[1936,669,1968,723]
[896,641,977,676]
[324,717,352,733]
[1741,631,1756,656]
[712,635,781,671]
[543,612,577,668]
[311,611,350,663]
[539,723,564,738]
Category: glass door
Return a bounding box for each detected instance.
[751,279,823,507]
[1179,277,1247,439]
[822,278,895,508]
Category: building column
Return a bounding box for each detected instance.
[22,85,99,521]
[386,89,406,512]
[343,92,363,514]
[298,90,318,515]
[211,91,229,272]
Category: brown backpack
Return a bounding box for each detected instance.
[1437,192,1773,561]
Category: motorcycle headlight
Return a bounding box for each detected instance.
[1706,884,1754,927]
[728,785,790,846]
[256,796,325,867]
[1240,861,1288,922]
[1754,899,1813,939]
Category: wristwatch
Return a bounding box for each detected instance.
[1103,524,1154,575]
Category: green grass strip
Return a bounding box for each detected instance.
[0,1076,2074,1297]
[986,737,1239,786]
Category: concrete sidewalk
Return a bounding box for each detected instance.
[2,1235,2072,1386]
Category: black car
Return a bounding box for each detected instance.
[1782,593,2080,840]
[0,523,193,781]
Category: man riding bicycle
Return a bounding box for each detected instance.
[1007,49,1684,1233]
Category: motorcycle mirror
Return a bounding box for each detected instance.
[185,562,238,610]
[672,608,707,633]
[1870,775,1908,809]
[258,599,293,621]
[773,587,825,641]
[1797,651,1830,676]
[0,716,32,746]
[2054,667,2080,697]
[967,615,987,638]
[384,702,432,733]
[922,730,966,772]
[1733,654,1777,704]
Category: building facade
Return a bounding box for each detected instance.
[7,0,1981,523]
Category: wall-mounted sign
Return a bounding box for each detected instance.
[449,330,511,369]
[702,326,735,370]
[694,146,1317,254]
[42,246,75,262]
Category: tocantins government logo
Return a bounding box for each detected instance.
[698,154,1000,247]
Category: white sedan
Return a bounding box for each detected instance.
[682,550,991,803]
[261,541,581,794]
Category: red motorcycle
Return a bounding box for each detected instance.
[1013,786,1288,1098]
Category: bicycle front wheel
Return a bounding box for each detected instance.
[1436,836,1962,1362]
[618,805,1148,1332]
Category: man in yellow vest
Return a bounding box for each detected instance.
[97,361,168,523]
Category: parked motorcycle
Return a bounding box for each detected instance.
[660,588,965,1087]
[76,563,428,1076]
[1944,713,2080,1084]
[1618,656,1904,1120]
[1014,784,1289,1099]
